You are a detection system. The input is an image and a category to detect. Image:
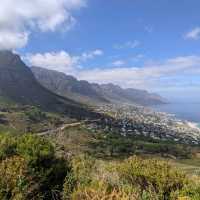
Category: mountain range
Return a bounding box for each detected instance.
[31,66,167,106]
[0,50,166,120]
[0,51,99,119]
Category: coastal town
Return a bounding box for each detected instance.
[93,104,200,145]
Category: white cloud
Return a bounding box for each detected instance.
[79,49,103,62]
[184,27,200,40]
[0,0,86,50]
[25,50,200,92]
[112,60,126,67]
[114,40,140,49]
[0,31,29,50]
[93,49,104,56]
[25,51,77,72]
[25,49,103,73]
[131,54,144,62]
[76,55,200,90]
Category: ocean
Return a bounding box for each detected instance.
[151,103,200,124]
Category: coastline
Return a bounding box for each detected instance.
[187,121,200,131]
[151,103,200,132]
[151,102,200,123]
[151,106,200,132]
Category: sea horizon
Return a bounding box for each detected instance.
[151,102,200,124]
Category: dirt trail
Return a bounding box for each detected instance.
[37,119,101,136]
[37,122,82,136]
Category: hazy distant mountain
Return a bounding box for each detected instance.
[31,66,167,106]
[0,51,99,119]
[93,83,167,106]
[31,66,109,105]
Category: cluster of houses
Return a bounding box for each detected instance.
[92,104,200,145]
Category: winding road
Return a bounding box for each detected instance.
[37,122,82,136]
[37,119,101,136]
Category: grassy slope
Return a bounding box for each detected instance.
[1,100,200,177]
[0,104,75,135]
[46,124,200,176]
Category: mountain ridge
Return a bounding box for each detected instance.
[31,66,167,106]
[31,66,109,106]
[0,51,100,119]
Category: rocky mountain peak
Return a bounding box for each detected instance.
[0,51,26,69]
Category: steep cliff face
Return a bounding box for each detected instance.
[0,51,99,119]
[31,66,167,107]
[31,66,109,105]
[0,51,65,107]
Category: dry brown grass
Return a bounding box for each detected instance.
[72,187,139,200]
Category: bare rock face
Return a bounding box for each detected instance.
[31,66,167,106]
[98,84,167,106]
[31,66,109,105]
[0,51,63,107]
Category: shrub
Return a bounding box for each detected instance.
[63,173,76,200]
[0,133,71,199]
[16,134,55,169]
[68,155,160,200]
[16,134,70,199]
[72,154,96,186]
[0,156,29,199]
[62,154,97,200]
[0,133,17,160]
[177,176,200,200]
[65,154,192,200]
[71,183,139,200]
[25,107,47,123]
[117,156,187,200]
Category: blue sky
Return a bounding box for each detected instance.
[1,0,200,101]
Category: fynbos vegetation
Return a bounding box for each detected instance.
[0,133,199,200]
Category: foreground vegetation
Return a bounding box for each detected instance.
[0,133,200,200]
[51,125,197,160]
[1,102,200,199]
[0,105,70,135]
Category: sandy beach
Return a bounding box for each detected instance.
[187,121,200,131]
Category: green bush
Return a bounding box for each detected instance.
[25,107,47,123]
[16,134,71,199]
[62,154,97,200]
[117,156,187,200]
[0,156,29,200]
[63,173,76,200]
[71,181,140,200]
[0,133,17,160]
[68,155,191,200]
[139,142,191,158]
[177,176,200,200]
[0,133,71,200]
[16,134,55,168]
[90,133,192,159]
[72,154,96,186]
[0,133,199,200]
